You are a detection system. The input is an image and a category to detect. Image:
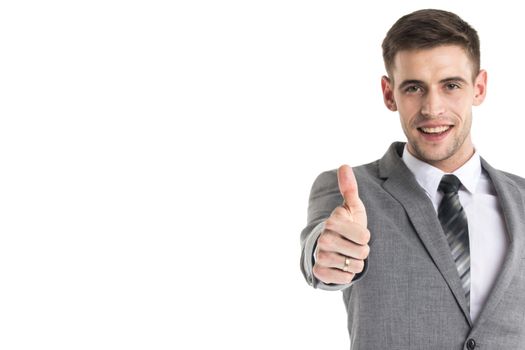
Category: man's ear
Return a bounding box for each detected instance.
[473,69,487,106]
[381,75,397,111]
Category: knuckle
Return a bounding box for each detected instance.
[332,206,348,218]
[356,259,365,273]
[360,228,371,244]
[316,250,328,264]
[344,272,355,284]
[324,218,335,231]
[350,225,369,244]
[330,208,340,218]
[317,233,332,248]
[312,264,323,279]
[362,244,370,259]
[313,265,332,284]
[357,245,369,260]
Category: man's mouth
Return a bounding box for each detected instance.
[418,125,452,135]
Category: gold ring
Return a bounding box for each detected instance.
[342,257,351,272]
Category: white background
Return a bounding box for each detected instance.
[1,1,524,349]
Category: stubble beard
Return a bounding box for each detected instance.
[407,127,471,166]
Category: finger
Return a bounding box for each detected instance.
[316,250,365,274]
[337,165,367,226]
[313,265,355,285]
[317,231,370,260]
[337,165,359,205]
[324,217,371,245]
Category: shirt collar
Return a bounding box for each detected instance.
[402,145,482,200]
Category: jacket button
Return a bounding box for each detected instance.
[466,338,476,350]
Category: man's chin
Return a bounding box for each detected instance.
[409,143,452,163]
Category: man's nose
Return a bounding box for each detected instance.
[421,89,445,117]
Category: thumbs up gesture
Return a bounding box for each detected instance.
[313,165,370,285]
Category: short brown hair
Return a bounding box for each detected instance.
[382,9,480,80]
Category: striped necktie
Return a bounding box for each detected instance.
[438,174,471,309]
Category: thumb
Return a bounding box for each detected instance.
[337,165,367,226]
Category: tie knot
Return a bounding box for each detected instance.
[439,174,462,194]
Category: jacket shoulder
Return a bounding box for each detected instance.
[312,160,380,187]
[500,170,525,189]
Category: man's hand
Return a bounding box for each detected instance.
[313,165,370,284]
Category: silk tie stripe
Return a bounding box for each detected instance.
[438,175,470,310]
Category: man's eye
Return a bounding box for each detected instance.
[405,86,421,93]
[446,83,460,90]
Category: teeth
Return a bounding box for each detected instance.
[420,126,450,134]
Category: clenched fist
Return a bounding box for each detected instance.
[313,165,370,284]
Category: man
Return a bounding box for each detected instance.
[300,9,525,349]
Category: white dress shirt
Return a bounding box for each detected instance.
[402,146,508,322]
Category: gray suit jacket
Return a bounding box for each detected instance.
[300,142,525,349]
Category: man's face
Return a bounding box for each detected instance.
[381,45,487,172]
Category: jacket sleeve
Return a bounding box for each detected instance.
[300,170,369,290]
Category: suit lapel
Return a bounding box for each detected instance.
[378,143,472,325]
[472,159,525,327]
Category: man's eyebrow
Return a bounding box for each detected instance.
[440,76,468,84]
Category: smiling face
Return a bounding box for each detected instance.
[381,45,487,172]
